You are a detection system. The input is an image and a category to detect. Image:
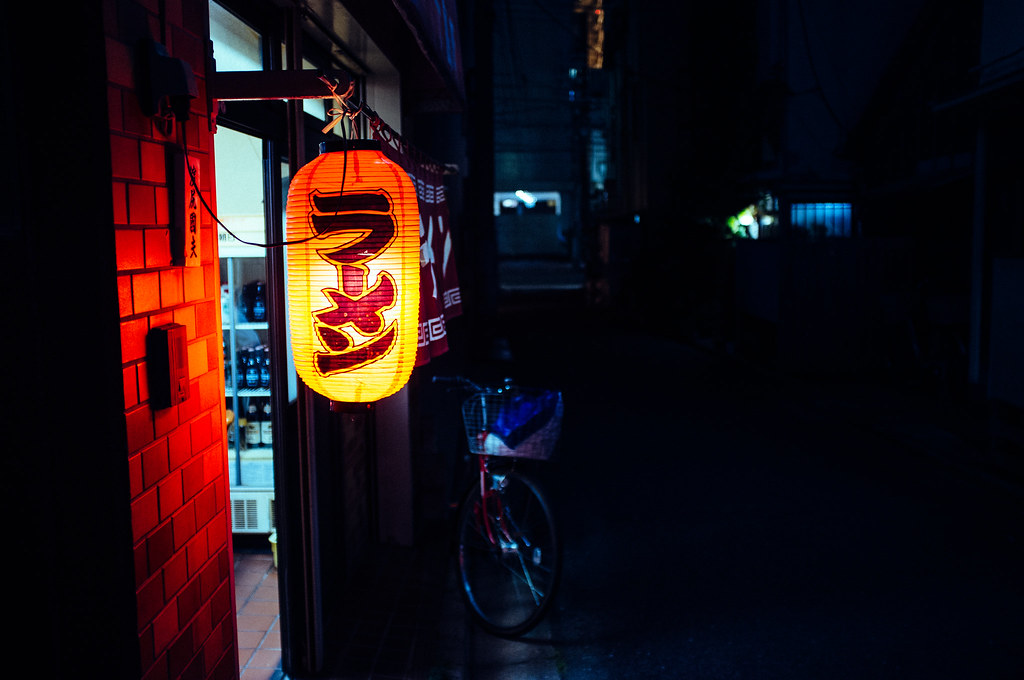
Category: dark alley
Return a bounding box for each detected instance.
[6,2,1023,679]
[424,296,1024,678]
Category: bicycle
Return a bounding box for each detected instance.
[433,375,564,637]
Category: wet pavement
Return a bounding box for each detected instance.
[308,292,1024,679]
[419,294,1024,680]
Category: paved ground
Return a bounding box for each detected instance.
[311,293,1024,679]
[421,297,1024,680]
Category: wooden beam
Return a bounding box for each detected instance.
[209,68,352,101]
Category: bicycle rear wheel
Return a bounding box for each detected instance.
[457,469,560,637]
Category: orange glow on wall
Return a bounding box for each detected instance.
[286,140,420,403]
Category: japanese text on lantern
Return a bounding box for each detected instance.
[308,189,398,375]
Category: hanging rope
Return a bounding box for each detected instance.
[321,78,356,135]
[193,75,460,249]
[318,75,458,176]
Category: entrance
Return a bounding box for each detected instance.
[209,1,412,674]
[214,123,289,675]
[209,4,296,674]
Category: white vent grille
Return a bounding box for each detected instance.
[231,499,258,531]
[230,490,275,533]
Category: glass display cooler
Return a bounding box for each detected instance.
[216,125,280,536]
[222,252,277,534]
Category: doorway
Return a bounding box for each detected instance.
[214,123,288,675]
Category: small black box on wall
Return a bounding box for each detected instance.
[147,323,190,409]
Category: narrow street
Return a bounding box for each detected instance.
[432,299,1024,679]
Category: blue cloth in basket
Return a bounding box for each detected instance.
[492,390,560,449]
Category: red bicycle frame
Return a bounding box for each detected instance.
[476,454,499,545]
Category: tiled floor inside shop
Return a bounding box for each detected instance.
[234,550,283,680]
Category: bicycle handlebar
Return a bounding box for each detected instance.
[432,375,514,394]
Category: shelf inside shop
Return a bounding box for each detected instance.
[227,446,274,458]
[228,388,272,398]
[223,322,268,331]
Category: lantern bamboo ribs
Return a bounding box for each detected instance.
[285,140,420,403]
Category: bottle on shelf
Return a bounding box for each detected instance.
[236,348,248,392]
[260,397,273,446]
[253,282,267,322]
[245,398,262,448]
[259,345,271,389]
[223,340,232,388]
[241,282,253,322]
[221,283,232,322]
[245,347,260,389]
[226,401,236,448]
[242,281,267,322]
[237,403,248,450]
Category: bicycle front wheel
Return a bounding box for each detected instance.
[457,469,561,637]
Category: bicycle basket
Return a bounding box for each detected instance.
[461,388,563,459]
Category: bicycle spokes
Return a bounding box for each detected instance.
[439,377,563,638]
[457,471,560,637]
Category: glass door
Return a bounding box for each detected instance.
[216,126,277,533]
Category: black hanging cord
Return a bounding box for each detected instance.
[796,0,846,135]
[177,74,455,249]
[179,116,348,249]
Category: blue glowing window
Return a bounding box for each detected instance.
[790,202,852,237]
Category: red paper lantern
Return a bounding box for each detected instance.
[285,140,420,403]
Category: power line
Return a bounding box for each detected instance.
[796,0,847,135]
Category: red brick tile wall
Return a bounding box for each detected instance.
[104,1,238,678]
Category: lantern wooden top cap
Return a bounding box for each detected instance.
[319,139,382,155]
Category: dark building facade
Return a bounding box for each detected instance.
[584,0,1022,411]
